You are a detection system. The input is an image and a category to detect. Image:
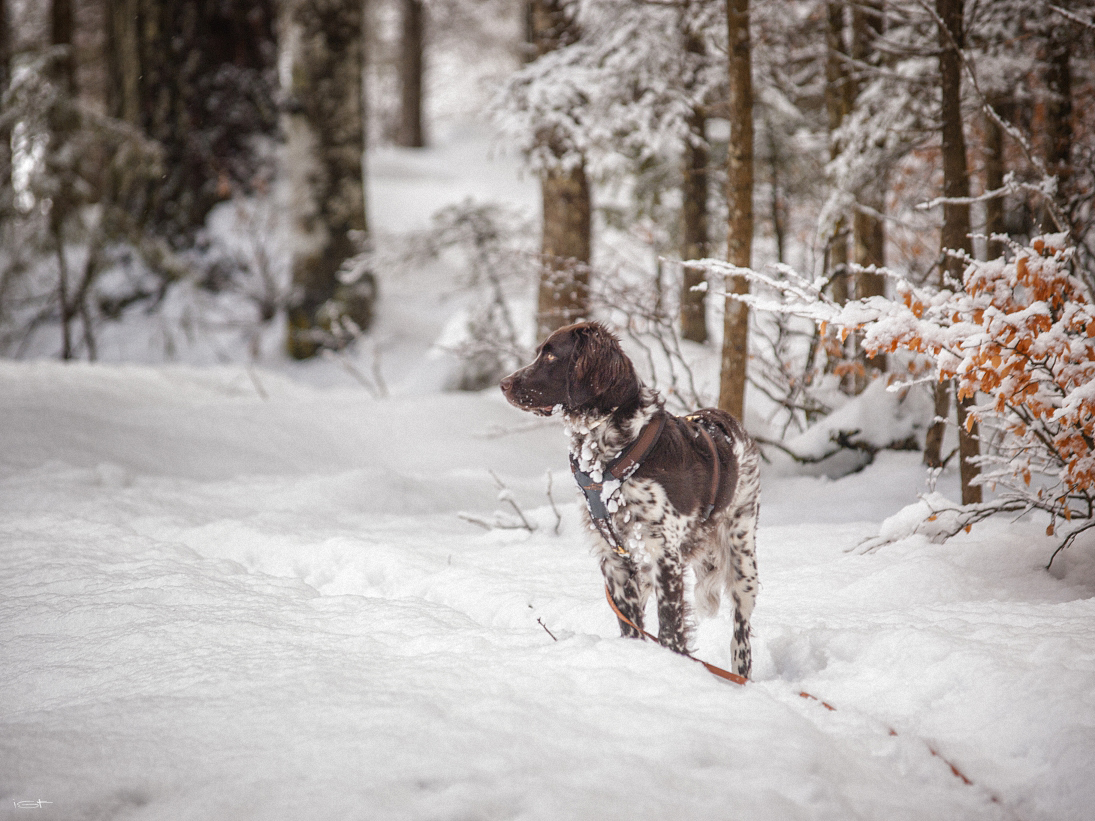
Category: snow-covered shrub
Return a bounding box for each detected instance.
[715,234,1095,561]
[863,235,1095,559]
[0,48,165,359]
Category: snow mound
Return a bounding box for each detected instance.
[775,379,930,478]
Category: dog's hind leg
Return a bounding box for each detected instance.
[600,553,649,639]
[722,502,759,678]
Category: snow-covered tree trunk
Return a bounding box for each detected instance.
[823,0,850,284]
[530,0,591,341]
[281,0,371,360]
[847,0,886,393]
[398,0,425,148]
[929,0,981,504]
[718,0,753,421]
[823,0,853,381]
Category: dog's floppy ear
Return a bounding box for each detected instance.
[565,322,639,412]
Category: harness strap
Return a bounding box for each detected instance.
[607,410,667,480]
[570,411,668,555]
[572,410,731,553]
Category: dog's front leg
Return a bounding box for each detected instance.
[654,551,689,654]
[600,553,647,639]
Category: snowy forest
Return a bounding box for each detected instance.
[2,0,1095,819]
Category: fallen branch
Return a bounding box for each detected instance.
[755,429,919,467]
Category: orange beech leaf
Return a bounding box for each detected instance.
[1017,256,1029,281]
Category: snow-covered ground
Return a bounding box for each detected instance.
[3,124,1095,820]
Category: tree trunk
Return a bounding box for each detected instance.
[851,200,886,392]
[766,115,786,264]
[823,1,852,375]
[530,0,591,342]
[0,0,12,214]
[928,0,980,504]
[398,0,425,148]
[72,0,109,205]
[50,0,79,360]
[718,0,752,422]
[983,95,1007,260]
[106,0,276,243]
[937,0,971,283]
[1043,25,1072,225]
[107,0,141,127]
[282,0,370,360]
[847,0,886,394]
[679,17,708,344]
[537,164,591,339]
[51,0,76,91]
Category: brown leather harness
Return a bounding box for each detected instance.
[570,410,722,556]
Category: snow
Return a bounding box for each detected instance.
[4,127,1095,821]
[4,358,1095,821]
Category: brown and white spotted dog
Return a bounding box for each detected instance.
[500,321,760,677]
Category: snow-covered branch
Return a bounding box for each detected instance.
[694,234,1095,564]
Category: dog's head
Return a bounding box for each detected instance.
[500,321,640,417]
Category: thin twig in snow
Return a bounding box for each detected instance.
[489,469,537,532]
[545,470,563,535]
[537,617,558,642]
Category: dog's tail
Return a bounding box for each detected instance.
[694,514,748,618]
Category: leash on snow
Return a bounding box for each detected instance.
[603,585,995,800]
[604,584,748,685]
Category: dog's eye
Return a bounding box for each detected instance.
[542,352,557,362]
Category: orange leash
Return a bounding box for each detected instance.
[602,584,991,798]
[604,585,747,685]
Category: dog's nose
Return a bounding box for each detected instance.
[500,375,514,394]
